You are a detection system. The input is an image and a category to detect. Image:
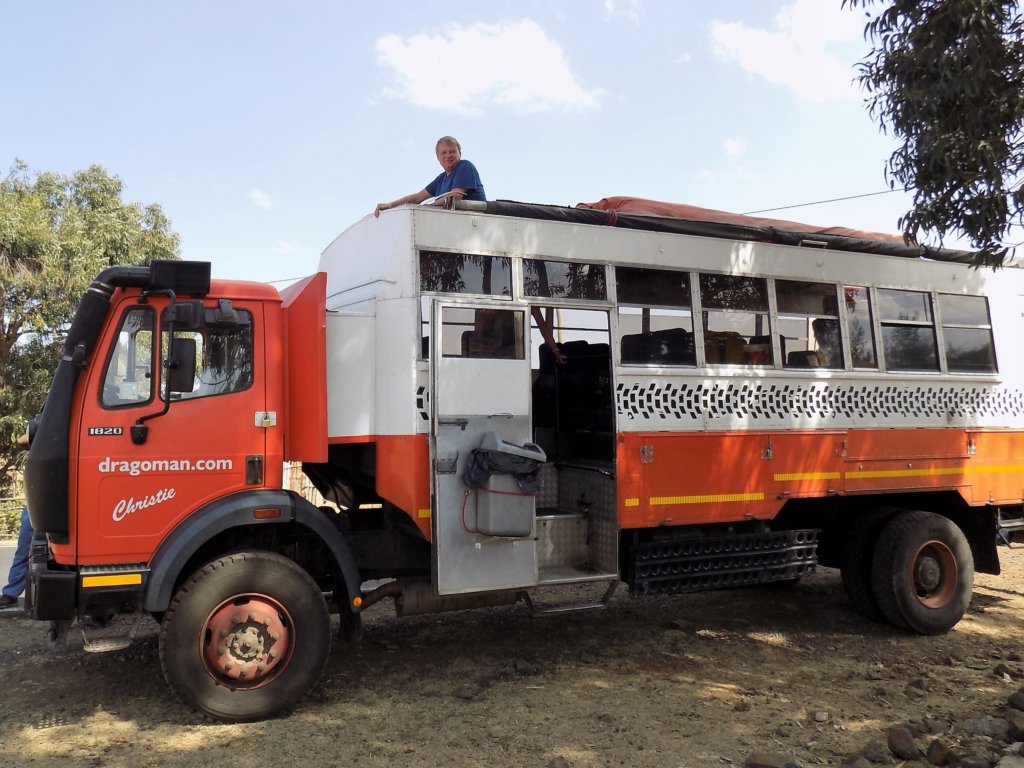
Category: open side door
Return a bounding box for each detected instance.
[430,301,539,595]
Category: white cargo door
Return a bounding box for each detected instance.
[431,301,538,595]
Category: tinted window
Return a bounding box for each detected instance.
[524,259,606,300]
[877,289,938,371]
[699,274,768,312]
[617,267,690,307]
[420,251,512,296]
[938,294,997,373]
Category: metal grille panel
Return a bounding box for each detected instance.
[616,376,1024,430]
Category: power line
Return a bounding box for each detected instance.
[741,188,899,216]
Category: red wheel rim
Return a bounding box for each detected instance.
[910,540,957,609]
[200,594,293,689]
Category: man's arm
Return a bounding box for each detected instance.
[531,307,566,364]
[431,188,469,207]
[374,189,431,218]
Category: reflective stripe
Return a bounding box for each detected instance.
[774,472,840,481]
[649,492,764,506]
[82,574,143,588]
[846,464,1024,479]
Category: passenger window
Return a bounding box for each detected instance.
[419,251,512,297]
[938,294,997,373]
[162,310,254,400]
[776,280,843,369]
[524,259,606,301]
[101,307,155,408]
[843,286,877,368]
[440,306,525,359]
[877,288,938,371]
[699,274,772,365]
[616,267,694,366]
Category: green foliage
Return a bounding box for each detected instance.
[0,497,23,539]
[0,161,180,492]
[847,0,1024,267]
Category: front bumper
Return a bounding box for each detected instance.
[26,539,149,621]
[26,537,75,620]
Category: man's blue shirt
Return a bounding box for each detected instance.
[425,159,486,201]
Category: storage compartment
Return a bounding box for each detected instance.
[463,432,546,537]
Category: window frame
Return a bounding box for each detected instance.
[615,266,696,367]
[523,258,608,303]
[698,272,774,367]
[875,287,940,373]
[99,306,157,410]
[159,308,255,402]
[774,279,844,370]
[936,292,998,374]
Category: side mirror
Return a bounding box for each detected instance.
[162,301,204,330]
[167,337,197,394]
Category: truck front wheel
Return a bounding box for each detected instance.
[870,511,974,635]
[159,551,331,721]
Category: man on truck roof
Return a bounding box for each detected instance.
[373,135,486,217]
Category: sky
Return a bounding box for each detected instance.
[1,0,938,286]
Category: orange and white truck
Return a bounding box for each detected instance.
[24,197,1024,720]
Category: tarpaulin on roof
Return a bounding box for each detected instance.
[477,198,978,264]
[577,196,908,245]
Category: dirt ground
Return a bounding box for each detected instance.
[2,545,1024,768]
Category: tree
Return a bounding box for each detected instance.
[847,0,1024,267]
[0,161,180,493]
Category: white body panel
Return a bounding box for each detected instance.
[320,206,1024,438]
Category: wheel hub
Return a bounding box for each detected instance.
[912,541,957,608]
[202,596,292,687]
[914,556,942,592]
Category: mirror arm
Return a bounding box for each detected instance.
[132,289,179,445]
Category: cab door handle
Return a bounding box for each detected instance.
[245,455,264,485]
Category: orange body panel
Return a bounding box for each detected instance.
[280,273,327,463]
[374,435,432,538]
[617,428,1024,530]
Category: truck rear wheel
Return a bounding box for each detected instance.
[840,507,898,623]
[159,551,331,721]
[870,511,973,635]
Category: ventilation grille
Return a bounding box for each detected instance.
[617,379,1024,426]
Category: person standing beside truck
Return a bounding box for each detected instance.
[374,135,486,217]
[0,427,33,612]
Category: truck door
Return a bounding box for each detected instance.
[74,296,268,564]
[431,301,539,595]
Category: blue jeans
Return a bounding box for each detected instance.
[2,506,32,598]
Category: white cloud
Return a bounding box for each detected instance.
[709,0,863,103]
[723,137,746,160]
[695,139,755,190]
[250,189,273,210]
[694,166,758,188]
[272,240,297,256]
[604,0,641,25]
[375,20,601,115]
